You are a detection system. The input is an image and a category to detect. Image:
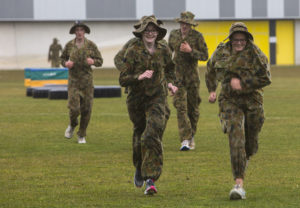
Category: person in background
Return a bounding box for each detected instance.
[168,11,208,151]
[119,16,177,195]
[48,38,62,67]
[206,22,271,200]
[61,21,103,144]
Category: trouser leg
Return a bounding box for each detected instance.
[68,86,80,128]
[173,87,192,142]
[127,96,146,170]
[245,105,265,159]
[219,101,247,180]
[141,95,165,181]
[158,98,170,140]
[187,86,201,137]
[77,86,94,137]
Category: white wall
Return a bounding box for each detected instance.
[2,20,300,69]
[0,21,177,69]
[34,0,86,20]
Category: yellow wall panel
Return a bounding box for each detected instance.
[195,21,269,66]
[276,21,294,65]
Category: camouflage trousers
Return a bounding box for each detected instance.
[219,96,264,180]
[68,83,94,137]
[173,85,201,142]
[127,91,168,181]
[51,59,60,68]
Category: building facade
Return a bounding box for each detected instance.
[0,0,299,69]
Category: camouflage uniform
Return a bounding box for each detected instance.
[61,37,103,137]
[115,37,168,73]
[168,12,208,142]
[114,37,170,140]
[206,31,271,179]
[119,38,176,181]
[48,38,62,68]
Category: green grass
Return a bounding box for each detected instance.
[0,67,299,208]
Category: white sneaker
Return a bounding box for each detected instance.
[180,140,190,151]
[64,125,74,139]
[78,136,86,144]
[189,137,195,150]
[229,184,246,200]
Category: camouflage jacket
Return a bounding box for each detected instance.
[119,39,176,97]
[206,40,271,102]
[168,29,208,87]
[60,38,103,85]
[114,37,168,72]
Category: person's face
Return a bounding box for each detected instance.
[180,22,191,35]
[142,24,158,44]
[75,26,85,40]
[231,33,247,52]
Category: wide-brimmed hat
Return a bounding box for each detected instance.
[133,16,167,41]
[175,11,198,26]
[134,15,163,29]
[69,21,90,34]
[225,22,253,41]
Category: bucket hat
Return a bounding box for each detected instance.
[69,21,90,34]
[225,22,253,41]
[133,16,167,41]
[175,11,198,26]
[134,15,163,29]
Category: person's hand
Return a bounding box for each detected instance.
[231,78,242,90]
[180,41,192,53]
[87,58,94,65]
[208,91,217,103]
[138,70,154,80]
[65,60,74,69]
[168,83,178,96]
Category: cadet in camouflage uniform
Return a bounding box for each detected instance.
[168,11,208,151]
[205,22,271,200]
[119,16,178,195]
[48,38,62,67]
[114,15,171,148]
[61,22,103,144]
[114,15,168,74]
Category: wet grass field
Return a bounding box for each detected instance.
[0,66,299,207]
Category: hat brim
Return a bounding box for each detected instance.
[134,19,163,29]
[175,18,198,26]
[133,22,167,41]
[225,31,254,41]
[69,25,90,34]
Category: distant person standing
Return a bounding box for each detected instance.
[119,16,177,195]
[61,21,103,144]
[48,38,62,67]
[206,22,271,200]
[168,11,208,151]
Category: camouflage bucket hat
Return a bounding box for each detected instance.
[175,11,198,26]
[225,22,253,41]
[69,21,91,34]
[134,15,163,29]
[133,16,167,41]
